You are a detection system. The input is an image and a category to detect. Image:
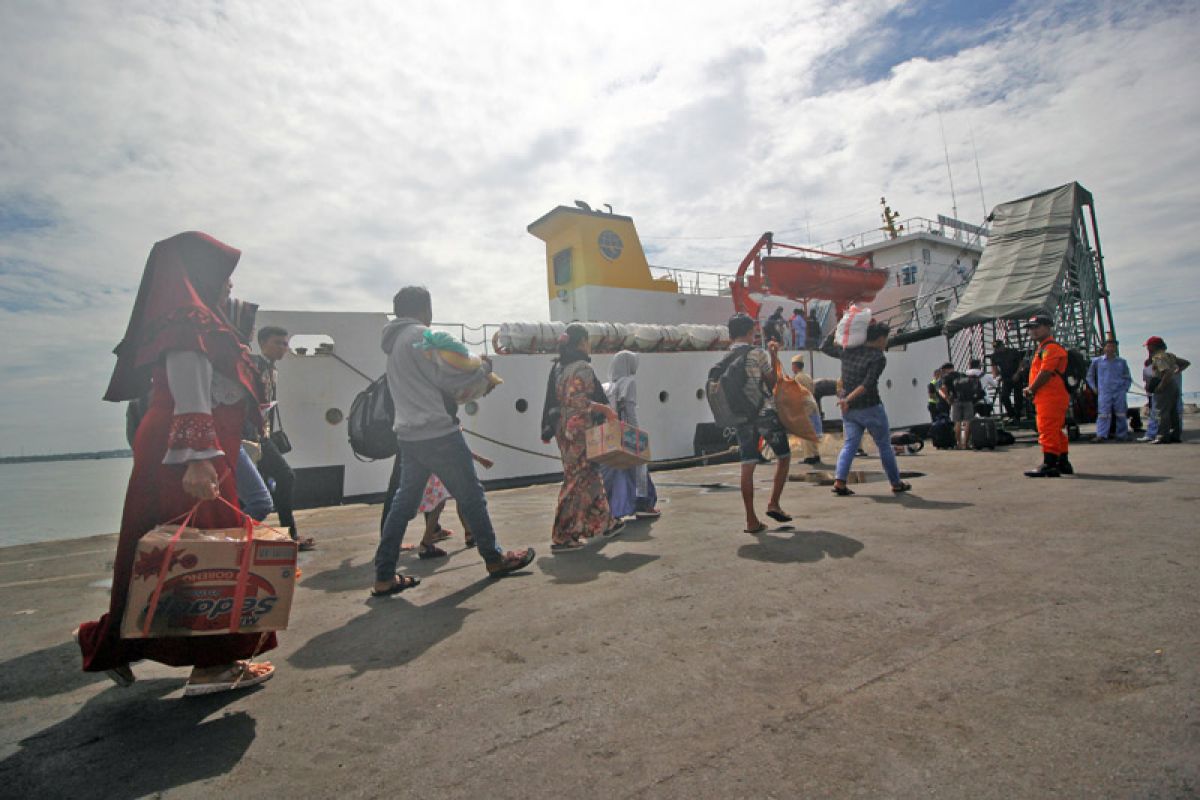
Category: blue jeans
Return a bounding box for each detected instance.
[375,430,503,581]
[236,445,274,521]
[836,404,901,485]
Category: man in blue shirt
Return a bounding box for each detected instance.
[790,308,807,350]
[1086,337,1133,441]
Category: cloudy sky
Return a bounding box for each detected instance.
[2,0,1198,455]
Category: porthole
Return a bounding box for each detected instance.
[325,408,344,425]
[464,401,479,416]
[515,399,529,413]
[696,388,704,400]
[886,379,893,389]
[911,378,919,387]
[598,230,623,260]
[659,391,669,403]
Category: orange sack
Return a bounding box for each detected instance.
[773,363,820,442]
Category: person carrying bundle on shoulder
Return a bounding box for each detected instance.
[821,320,911,496]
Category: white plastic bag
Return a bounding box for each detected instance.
[835,304,872,348]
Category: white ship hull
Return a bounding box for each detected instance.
[256,309,949,504]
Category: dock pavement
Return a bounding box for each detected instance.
[1,429,1198,798]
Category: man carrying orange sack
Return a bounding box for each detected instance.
[1022,315,1074,477]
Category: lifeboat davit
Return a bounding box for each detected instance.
[730,233,888,319]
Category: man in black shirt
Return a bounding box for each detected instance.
[992,340,1023,421]
[822,321,910,496]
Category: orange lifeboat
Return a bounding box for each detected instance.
[730,233,887,319]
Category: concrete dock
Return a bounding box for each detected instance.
[2,431,1198,798]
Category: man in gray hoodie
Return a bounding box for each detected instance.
[372,286,535,595]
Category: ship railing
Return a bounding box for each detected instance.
[815,217,988,253]
[648,266,733,297]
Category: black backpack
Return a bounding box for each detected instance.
[706,346,761,427]
[1061,349,1089,391]
[954,373,985,403]
[348,374,397,461]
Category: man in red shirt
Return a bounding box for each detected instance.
[1022,315,1073,477]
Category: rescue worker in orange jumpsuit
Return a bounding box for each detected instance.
[1022,315,1074,477]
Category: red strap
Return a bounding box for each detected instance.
[141,503,200,637]
[228,512,254,633]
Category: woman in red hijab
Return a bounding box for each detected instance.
[75,232,278,696]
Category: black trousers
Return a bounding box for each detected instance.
[998,378,1021,419]
[257,439,296,531]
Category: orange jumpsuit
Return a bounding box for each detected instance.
[1029,338,1069,455]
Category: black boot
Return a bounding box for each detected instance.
[1057,453,1074,475]
[1024,452,1060,478]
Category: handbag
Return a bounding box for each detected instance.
[267,405,293,454]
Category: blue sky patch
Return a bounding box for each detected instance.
[812,0,1022,91]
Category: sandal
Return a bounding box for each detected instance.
[892,481,912,494]
[831,485,855,496]
[297,537,317,552]
[371,574,421,596]
[765,508,792,523]
[432,527,454,542]
[184,660,275,697]
[603,519,626,538]
[551,540,587,552]
[487,548,536,577]
[418,543,448,559]
[634,508,661,519]
[744,522,768,534]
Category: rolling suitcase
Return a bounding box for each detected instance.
[970,417,998,450]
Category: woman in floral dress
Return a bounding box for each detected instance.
[550,324,619,551]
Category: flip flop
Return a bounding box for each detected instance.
[73,627,136,687]
[184,661,275,697]
[297,537,317,551]
[832,485,855,496]
[418,543,448,559]
[551,540,587,553]
[603,519,626,538]
[765,509,792,523]
[371,574,421,596]
[892,481,912,494]
[744,523,768,534]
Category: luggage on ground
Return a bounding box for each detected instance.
[930,417,955,449]
[969,417,998,450]
[996,428,1016,446]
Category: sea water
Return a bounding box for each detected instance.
[0,459,131,548]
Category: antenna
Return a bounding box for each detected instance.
[937,108,959,229]
[969,124,987,217]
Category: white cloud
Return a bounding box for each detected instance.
[1,0,1198,453]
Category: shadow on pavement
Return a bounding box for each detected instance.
[1067,474,1168,484]
[0,678,256,799]
[537,539,660,585]
[866,495,976,510]
[737,530,864,565]
[287,578,496,676]
[0,641,112,703]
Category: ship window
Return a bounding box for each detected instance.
[464,401,479,416]
[598,230,623,261]
[659,391,669,403]
[900,265,918,286]
[515,399,528,413]
[553,249,572,285]
[921,248,931,265]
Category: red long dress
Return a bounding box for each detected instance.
[78,230,277,672]
[77,365,278,670]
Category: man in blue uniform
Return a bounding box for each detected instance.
[1086,337,1133,441]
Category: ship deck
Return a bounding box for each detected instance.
[2,427,1198,798]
